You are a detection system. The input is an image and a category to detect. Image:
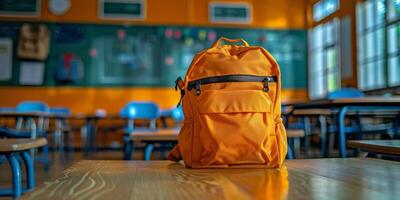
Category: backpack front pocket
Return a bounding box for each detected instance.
[195,90,274,166]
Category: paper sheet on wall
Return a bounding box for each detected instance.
[19,62,45,85]
[0,38,13,81]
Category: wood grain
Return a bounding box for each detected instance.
[347,140,400,155]
[21,158,400,200]
[0,138,47,152]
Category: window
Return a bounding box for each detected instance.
[357,0,400,90]
[313,0,340,22]
[309,19,340,99]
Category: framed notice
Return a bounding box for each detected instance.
[19,61,45,85]
[0,0,41,17]
[0,38,13,81]
[99,0,145,20]
[209,2,252,24]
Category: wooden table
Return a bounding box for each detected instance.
[131,128,179,142]
[21,158,399,200]
[347,140,400,156]
[286,97,400,158]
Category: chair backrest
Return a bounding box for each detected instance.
[327,88,365,100]
[49,107,71,116]
[16,101,49,113]
[120,101,160,119]
[171,107,184,122]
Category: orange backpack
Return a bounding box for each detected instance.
[168,37,287,168]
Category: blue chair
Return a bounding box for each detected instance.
[120,102,160,160]
[171,107,184,122]
[50,108,72,153]
[0,107,15,113]
[327,88,365,100]
[15,101,50,169]
[16,101,49,113]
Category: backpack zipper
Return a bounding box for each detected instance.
[187,74,277,96]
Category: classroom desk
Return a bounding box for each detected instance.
[347,140,400,156]
[131,128,179,142]
[21,158,399,200]
[286,97,400,158]
[0,112,120,156]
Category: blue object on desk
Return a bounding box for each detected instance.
[16,101,49,113]
[327,88,365,99]
[120,101,160,160]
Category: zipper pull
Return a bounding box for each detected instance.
[195,81,201,96]
[263,78,269,92]
[176,89,185,107]
[175,77,183,91]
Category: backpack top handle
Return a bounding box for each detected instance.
[211,37,249,48]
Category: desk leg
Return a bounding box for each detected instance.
[123,134,133,160]
[318,115,328,157]
[337,107,348,158]
[83,118,91,157]
[303,116,312,158]
[91,119,98,153]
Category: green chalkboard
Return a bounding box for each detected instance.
[0,22,307,88]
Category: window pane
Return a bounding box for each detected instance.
[313,2,323,21]
[366,1,374,29]
[376,28,385,57]
[328,72,339,92]
[388,23,400,54]
[327,48,337,71]
[358,65,367,89]
[366,31,375,58]
[358,35,365,62]
[376,59,385,88]
[326,21,336,45]
[313,51,324,72]
[356,2,365,33]
[376,0,386,25]
[314,25,324,49]
[388,0,400,21]
[366,62,375,89]
[389,56,400,86]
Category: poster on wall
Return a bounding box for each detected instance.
[99,0,146,20]
[0,0,41,17]
[19,61,45,85]
[0,38,13,81]
[209,2,252,24]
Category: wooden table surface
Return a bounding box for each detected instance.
[0,138,47,152]
[290,97,400,109]
[21,158,400,200]
[347,140,400,155]
[131,128,179,141]
[130,129,305,142]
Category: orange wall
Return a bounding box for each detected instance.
[1,0,307,29]
[0,0,308,113]
[0,87,307,114]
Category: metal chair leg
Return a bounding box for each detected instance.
[21,151,35,191]
[123,135,133,160]
[337,107,349,158]
[6,153,22,198]
[144,144,154,160]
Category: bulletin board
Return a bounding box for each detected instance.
[0,22,307,88]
